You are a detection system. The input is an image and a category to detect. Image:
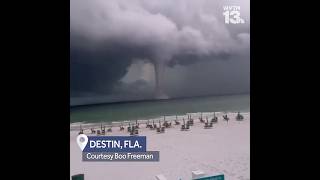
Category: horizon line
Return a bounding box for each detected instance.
[70,92,250,108]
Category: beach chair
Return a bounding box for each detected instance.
[90,128,96,134]
[174,115,180,125]
[211,116,218,123]
[78,125,83,134]
[204,122,213,129]
[236,112,244,121]
[97,130,101,135]
[146,121,153,128]
[120,126,124,131]
[161,127,165,133]
[181,124,185,131]
[185,124,190,130]
[130,129,134,136]
[107,127,112,132]
[78,125,84,135]
[163,121,171,128]
[156,127,161,133]
[204,117,212,128]
[189,115,194,122]
[149,123,154,130]
[204,122,209,129]
[199,113,205,123]
[187,119,194,126]
[163,121,168,128]
[190,117,194,125]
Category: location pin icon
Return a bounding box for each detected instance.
[77,134,88,151]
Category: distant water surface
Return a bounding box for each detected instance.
[70,94,250,123]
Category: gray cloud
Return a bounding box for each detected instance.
[70,0,250,105]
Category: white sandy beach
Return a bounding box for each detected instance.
[70,112,250,180]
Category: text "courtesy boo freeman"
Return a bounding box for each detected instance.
[77,134,159,161]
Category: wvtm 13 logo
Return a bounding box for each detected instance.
[223,6,245,24]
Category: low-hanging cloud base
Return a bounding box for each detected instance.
[70,0,250,105]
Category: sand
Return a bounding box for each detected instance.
[70,112,250,180]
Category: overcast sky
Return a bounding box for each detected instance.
[70,0,250,106]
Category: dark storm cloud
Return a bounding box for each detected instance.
[70,33,155,96]
[70,0,250,104]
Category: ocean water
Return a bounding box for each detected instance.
[70,94,249,123]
